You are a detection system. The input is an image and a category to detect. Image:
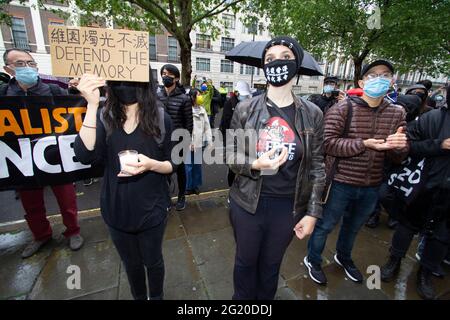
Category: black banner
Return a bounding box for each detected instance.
[0,95,103,190]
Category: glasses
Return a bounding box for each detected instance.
[9,60,38,68]
[366,72,393,80]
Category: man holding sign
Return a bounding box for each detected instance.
[1,48,84,258]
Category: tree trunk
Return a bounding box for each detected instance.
[180,35,192,86]
[353,58,363,88]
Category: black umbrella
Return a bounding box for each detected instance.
[225,40,323,76]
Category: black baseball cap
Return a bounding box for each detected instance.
[324,76,339,84]
[361,59,395,79]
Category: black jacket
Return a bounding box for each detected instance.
[220,95,238,133]
[157,85,193,133]
[226,93,326,219]
[308,94,337,114]
[1,77,66,96]
[407,107,450,190]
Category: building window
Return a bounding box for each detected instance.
[240,64,255,75]
[168,36,179,62]
[149,35,157,60]
[49,20,65,26]
[196,58,210,71]
[196,34,211,50]
[221,37,235,52]
[220,81,234,92]
[243,22,257,34]
[220,59,234,73]
[222,14,235,29]
[11,17,30,51]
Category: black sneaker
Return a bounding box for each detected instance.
[417,266,435,300]
[334,254,363,283]
[176,196,186,211]
[387,217,398,229]
[83,178,93,186]
[365,213,380,228]
[381,255,402,282]
[303,256,327,285]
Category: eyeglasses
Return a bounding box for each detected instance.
[9,60,38,68]
[365,72,393,80]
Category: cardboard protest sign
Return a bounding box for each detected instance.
[0,96,103,190]
[48,26,149,82]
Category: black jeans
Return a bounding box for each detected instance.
[108,216,167,300]
[176,162,186,198]
[391,220,449,273]
[229,196,296,300]
[390,188,450,273]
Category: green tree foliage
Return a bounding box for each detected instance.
[255,0,449,86]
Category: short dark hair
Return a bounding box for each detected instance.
[416,79,432,91]
[160,64,180,78]
[3,48,33,65]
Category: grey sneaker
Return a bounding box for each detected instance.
[69,234,84,251]
[21,239,51,259]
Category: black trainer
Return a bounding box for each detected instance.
[381,255,402,282]
[176,196,186,211]
[304,256,327,285]
[416,266,435,300]
[365,213,380,228]
[334,254,363,283]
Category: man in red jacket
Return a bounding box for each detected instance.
[304,60,409,285]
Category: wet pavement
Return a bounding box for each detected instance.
[0,191,449,300]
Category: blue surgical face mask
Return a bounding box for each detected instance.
[238,95,249,101]
[15,67,39,87]
[323,85,334,94]
[363,77,391,99]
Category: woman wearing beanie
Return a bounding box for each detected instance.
[226,36,325,299]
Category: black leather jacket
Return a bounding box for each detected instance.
[226,93,326,220]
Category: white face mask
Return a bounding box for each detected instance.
[238,95,250,101]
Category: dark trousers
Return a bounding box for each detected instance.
[108,216,167,300]
[391,221,449,273]
[176,162,186,198]
[307,181,379,265]
[19,183,80,241]
[229,196,296,300]
[390,188,450,273]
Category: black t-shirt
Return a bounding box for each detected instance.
[74,110,175,233]
[258,103,303,197]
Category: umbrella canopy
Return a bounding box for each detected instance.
[225,41,323,76]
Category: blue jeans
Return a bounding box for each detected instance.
[308,181,379,265]
[185,148,203,190]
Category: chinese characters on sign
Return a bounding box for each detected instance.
[49,26,149,82]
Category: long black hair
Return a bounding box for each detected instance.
[103,69,161,137]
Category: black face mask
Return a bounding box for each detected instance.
[110,82,138,105]
[413,92,427,102]
[68,87,80,95]
[264,59,297,87]
[162,76,175,88]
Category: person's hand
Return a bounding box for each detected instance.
[363,138,391,151]
[442,138,450,150]
[337,90,346,101]
[77,74,105,107]
[385,127,408,150]
[117,154,157,177]
[68,78,80,88]
[294,215,317,240]
[251,147,288,171]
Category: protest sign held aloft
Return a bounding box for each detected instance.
[0,96,103,190]
[48,26,149,82]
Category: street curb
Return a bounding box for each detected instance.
[0,189,229,234]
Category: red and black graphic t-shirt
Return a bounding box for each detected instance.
[257,103,302,197]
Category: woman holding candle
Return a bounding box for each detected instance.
[74,72,176,300]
